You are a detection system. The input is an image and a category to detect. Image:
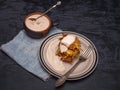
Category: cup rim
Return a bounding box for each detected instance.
[24,12,52,33]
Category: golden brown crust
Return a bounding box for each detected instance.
[56,35,81,63]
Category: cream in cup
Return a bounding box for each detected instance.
[24,12,51,38]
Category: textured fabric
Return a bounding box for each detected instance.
[0,27,62,81]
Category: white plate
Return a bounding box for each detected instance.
[39,31,98,80]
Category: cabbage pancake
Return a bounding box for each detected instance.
[56,34,81,63]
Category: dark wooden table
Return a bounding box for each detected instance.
[0,0,120,90]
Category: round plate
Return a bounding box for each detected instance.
[39,31,98,80]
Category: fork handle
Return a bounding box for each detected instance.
[55,58,85,87]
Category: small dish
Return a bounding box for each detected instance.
[24,12,52,39]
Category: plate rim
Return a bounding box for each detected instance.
[39,31,99,80]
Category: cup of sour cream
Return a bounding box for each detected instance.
[24,12,52,38]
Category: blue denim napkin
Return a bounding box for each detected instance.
[0,27,62,81]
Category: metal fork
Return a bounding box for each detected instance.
[55,46,93,87]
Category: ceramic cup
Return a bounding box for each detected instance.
[24,12,52,39]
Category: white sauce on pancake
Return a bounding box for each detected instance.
[60,34,76,52]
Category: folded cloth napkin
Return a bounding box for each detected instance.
[0,27,62,81]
